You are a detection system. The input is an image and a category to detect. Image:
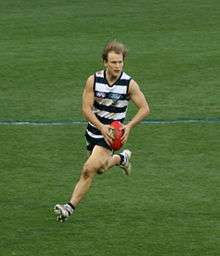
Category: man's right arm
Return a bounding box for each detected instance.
[82,75,113,145]
[82,75,103,130]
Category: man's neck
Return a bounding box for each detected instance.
[105,70,122,86]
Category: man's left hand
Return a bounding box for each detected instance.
[121,124,131,144]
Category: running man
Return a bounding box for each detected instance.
[54,40,150,222]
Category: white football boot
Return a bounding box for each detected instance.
[119,149,132,176]
[54,204,73,222]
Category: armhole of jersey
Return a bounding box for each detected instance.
[126,78,132,99]
[93,74,96,92]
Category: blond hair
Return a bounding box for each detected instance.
[102,40,128,61]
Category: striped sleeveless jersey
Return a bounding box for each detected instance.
[85,70,131,141]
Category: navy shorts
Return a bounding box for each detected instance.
[85,133,112,152]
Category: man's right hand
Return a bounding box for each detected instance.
[100,125,115,146]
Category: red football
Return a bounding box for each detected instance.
[109,121,124,150]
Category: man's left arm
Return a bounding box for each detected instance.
[122,80,150,143]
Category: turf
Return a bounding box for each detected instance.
[0,124,219,255]
[0,0,219,255]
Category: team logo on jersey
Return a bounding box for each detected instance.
[108,93,121,103]
[96,91,106,98]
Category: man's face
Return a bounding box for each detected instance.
[104,51,124,77]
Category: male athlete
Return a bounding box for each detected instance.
[54,40,150,222]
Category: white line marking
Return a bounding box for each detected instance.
[0,118,219,126]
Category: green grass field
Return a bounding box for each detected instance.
[0,0,219,255]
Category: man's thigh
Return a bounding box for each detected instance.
[85,145,112,171]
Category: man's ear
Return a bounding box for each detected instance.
[103,60,108,68]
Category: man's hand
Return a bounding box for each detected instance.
[100,125,115,146]
[121,124,131,144]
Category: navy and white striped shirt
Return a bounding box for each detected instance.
[86,70,131,141]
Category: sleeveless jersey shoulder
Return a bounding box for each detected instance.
[95,70,104,77]
[121,71,132,81]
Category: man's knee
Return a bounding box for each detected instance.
[81,163,96,179]
[102,157,113,171]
